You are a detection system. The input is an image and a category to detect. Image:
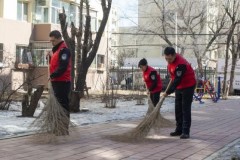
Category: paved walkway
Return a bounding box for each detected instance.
[0,99,240,160]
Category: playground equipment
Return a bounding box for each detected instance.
[194,77,222,104]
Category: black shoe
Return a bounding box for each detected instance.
[170,131,182,136]
[180,134,190,139]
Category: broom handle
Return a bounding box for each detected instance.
[47,51,52,91]
[47,50,51,79]
[154,79,172,110]
[47,52,49,78]
[163,79,172,95]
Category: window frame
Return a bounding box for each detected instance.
[17,1,28,21]
[16,45,28,64]
[0,43,3,63]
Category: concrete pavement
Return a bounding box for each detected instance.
[0,99,240,160]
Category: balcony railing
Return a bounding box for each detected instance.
[15,63,34,70]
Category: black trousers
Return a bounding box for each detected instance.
[175,85,195,134]
[51,81,71,113]
[150,91,161,107]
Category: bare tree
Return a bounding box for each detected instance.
[185,2,227,76]
[222,0,240,97]
[0,67,44,112]
[138,0,227,76]
[117,49,136,67]
[21,67,45,117]
[229,28,240,95]
[0,71,12,110]
[59,0,112,112]
[0,54,20,110]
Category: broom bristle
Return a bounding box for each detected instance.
[128,97,166,139]
[30,83,75,142]
[146,98,154,115]
[148,96,174,129]
[106,95,174,142]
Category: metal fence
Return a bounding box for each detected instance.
[109,67,217,92]
[109,68,170,91]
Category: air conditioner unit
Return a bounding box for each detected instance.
[38,0,48,6]
[61,0,75,3]
[18,0,31,2]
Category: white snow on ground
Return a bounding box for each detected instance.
[1,95,236,139]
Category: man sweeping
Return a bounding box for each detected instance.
[48,30,71,135]
[138,58,162,106]
[109,59,171,140]
[162,47,196,139]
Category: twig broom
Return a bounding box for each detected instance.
[30,55,73,142]
[107,80,173,141]
[30,83,71,136]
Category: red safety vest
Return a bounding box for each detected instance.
[168,54,196,89]
[50,42,71,81]
[143,66,162,93]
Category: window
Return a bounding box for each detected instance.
[69,4,77,24]
[52,0,60,7]
[32,49,48,66]
[35,0,49,23]
[31,42,52,66]
[51,7,58,23]
[0,43,3,63]
[112,21,116,27]
[16,45,28,64]
[75,6,85,27]
[97,54,104,68]
[91,17,97,31]
[90,10,97,31]
[17,1,28,21]
[51,1,69,24]
[16,45,34,66]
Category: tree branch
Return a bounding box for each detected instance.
[86,0,112,67]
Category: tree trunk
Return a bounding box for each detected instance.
[59,0,112,112]
[22,85,44,117]
[196,57,204,77]
[68,44,75,91]
[229,30,240,95]
[69,67,87,112]
[229,56,237,95]
[223,24,236,97]
[223,47,230,96]
[69,91,81,112]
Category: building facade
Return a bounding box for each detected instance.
[137,0,221,68]
[0,0,118,92]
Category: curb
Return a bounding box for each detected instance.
[0,132,36,140]
[204,138,240,160]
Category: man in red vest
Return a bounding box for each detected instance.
[48,30,71,135]
[162,47,196,139]
[138,58,162,106]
